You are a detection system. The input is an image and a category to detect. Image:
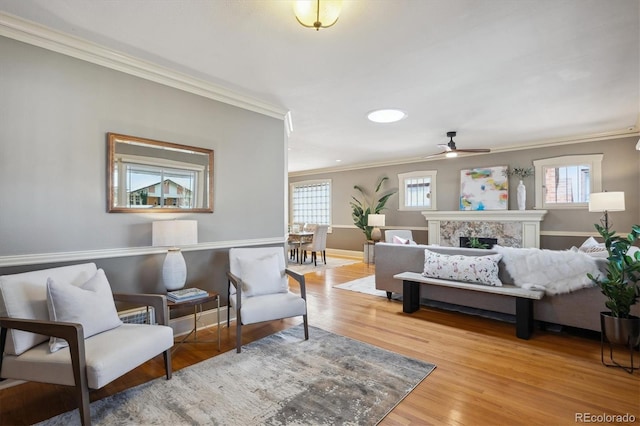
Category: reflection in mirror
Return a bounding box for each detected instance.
[107,133,214,213]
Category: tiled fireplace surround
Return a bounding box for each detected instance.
[421,210,548,248]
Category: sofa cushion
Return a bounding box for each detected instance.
[422,249,503,286]
[0,263,98,356]
[46,269,122,352]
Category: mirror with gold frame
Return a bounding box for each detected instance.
[107,133,214,213]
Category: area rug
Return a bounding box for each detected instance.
[39,324,435,426]
[287,256,360,275]
[334,275,387,297]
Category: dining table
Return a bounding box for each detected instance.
[288,231,314,263]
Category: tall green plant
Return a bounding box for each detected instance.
[350,176,397,240]
[587,224,640,318]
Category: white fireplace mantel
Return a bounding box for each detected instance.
[422,210,548,248]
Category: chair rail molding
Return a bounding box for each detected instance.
[0,237,285,268]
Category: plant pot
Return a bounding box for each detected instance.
[600,312,640,346]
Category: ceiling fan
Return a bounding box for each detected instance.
[426,131,491,158]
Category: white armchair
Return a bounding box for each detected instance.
[385,229,415,244]
[0,263,173,426]
[227,247,308,353]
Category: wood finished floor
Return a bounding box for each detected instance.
[1,260,638,425]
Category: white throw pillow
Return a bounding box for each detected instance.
[422,249,503,286]
[46,269,122,353]
[238,253,288,297]
[579,236,606,253]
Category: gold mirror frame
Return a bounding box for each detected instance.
[107,133,214,213]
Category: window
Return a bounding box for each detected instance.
[533,154,603,209]
[398,171,437,211]
[290,179,331,227]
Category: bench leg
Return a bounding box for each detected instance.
[515,297,534,339]
[403,280,420,313]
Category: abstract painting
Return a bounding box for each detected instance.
[460,166,508,210]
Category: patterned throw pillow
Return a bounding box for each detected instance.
[422,249,503,286]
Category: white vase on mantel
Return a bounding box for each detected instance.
[516,180,526,210]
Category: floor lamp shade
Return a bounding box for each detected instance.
[368,214,385,242]
[152,220,198,291]
[588,192,625,231]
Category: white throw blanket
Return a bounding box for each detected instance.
[493,245,602,295]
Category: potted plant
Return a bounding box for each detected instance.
[587,224,640,372]
[350,176,397,241]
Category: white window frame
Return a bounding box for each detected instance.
[398,170,437,211]
[533,154,603,209]
[289,179,332,230]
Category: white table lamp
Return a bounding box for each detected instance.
[152,220,198,291]
[589,192,625,231]
[368,214,385,242]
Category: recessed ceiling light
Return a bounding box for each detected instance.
[367,109,407,123]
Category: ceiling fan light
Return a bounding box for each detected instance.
[445,151,458,158]
[294,0,342,31]
[367,109,407,123]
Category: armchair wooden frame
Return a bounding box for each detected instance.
[227,268,308,353]
[0,293,172,426]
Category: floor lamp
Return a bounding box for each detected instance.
[152,220,198,291]
[588,192,625,231]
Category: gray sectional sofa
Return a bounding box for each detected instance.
[374,243,638,332]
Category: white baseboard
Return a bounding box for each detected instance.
[0,379,25,390]
[169,306,234,337]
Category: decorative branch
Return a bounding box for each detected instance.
[504,167,534,179]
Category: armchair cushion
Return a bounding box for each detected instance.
[0,263,97,355]
[237,253,288,297]
[46,269,122,352]
[1,323,173,389]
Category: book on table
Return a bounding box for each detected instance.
[167,287,208,302]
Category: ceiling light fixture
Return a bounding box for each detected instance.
[367,109,407,124]
[294,0,342,31]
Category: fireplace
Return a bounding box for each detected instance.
[421,210,547,248]
[459,237,498,249]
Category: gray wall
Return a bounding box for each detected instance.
[290,137,640,251]
[0,36,285,307]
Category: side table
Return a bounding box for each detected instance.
[364,240,376,264]
[167,290,220,352]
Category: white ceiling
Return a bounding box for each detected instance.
[1,0,638,174]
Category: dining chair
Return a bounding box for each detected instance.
[301,225,329,266]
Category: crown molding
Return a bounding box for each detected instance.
[288,128,639,178]
[0,12,287,120]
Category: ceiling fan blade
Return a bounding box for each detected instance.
[456,148,491,153]
[423,151,447,158]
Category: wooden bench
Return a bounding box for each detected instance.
[393,271,545,339]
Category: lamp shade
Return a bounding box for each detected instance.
[294,0,342,30]
[152,220,198,247]
[588,192,625,213]
[367,214,385,227]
